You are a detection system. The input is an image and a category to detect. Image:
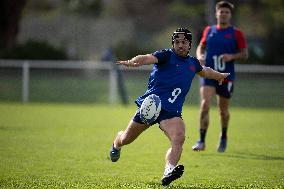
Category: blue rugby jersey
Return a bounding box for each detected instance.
[201,25,247,81]
[135,49,203,113]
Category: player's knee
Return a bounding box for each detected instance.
[201,99,210,111]
[172,132,185,146]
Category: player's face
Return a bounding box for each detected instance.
[173,34,191,57]
[216,7,231,26]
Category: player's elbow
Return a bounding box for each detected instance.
[198,66,208,78]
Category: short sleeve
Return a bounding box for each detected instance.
[193,57,203,73]
[235,28,247,49]
[152,49,171,64]
[200,26,211,46]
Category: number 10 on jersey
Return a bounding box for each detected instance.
[213,55,225,71]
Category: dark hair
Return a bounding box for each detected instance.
[172,28,192,44]
[216,1,234,12]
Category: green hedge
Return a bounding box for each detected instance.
[0,40,67,60]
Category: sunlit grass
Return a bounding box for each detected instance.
[0,103,283,188]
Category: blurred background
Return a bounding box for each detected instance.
[0,0,284,108]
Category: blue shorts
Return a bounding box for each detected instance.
[133,108,182,126]
[200,78,234,99]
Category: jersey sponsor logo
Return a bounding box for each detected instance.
[188,65,196,72]
[224,33,232,39]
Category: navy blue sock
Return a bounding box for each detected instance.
[221,127,227,140]
[200,129,207,143]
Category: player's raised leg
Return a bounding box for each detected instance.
[217,95,230,152]
[192,86,215,151]
[110,120,149,162]
[160,117,185,186]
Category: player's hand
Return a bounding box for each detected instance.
[198,59,206,66]
[198,55,206,66]
[221,54,234,62]
[116,60,140,67]
[218,73,230,85]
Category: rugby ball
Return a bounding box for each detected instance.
[140,94,161,125]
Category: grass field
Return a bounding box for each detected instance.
[0,103,283,188]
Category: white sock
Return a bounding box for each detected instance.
[164,163,175,176]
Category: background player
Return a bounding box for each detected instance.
[192,1,248,152]
[109,28,229,186]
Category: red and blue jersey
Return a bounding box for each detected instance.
[135,49,203,113]
[200,25,247,80]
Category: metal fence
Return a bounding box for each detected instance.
[1,59,284,105]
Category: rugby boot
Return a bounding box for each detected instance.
[217,138,227,153]
[161,165,184,186]
[192,140,205,151]
[110,144,121,162]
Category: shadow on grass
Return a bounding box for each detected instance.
[220,152,284,161]
[146,181,212,189]
[0,125,26,131]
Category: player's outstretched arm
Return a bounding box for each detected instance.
[116,54,158,67]
[198,66,230,85]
